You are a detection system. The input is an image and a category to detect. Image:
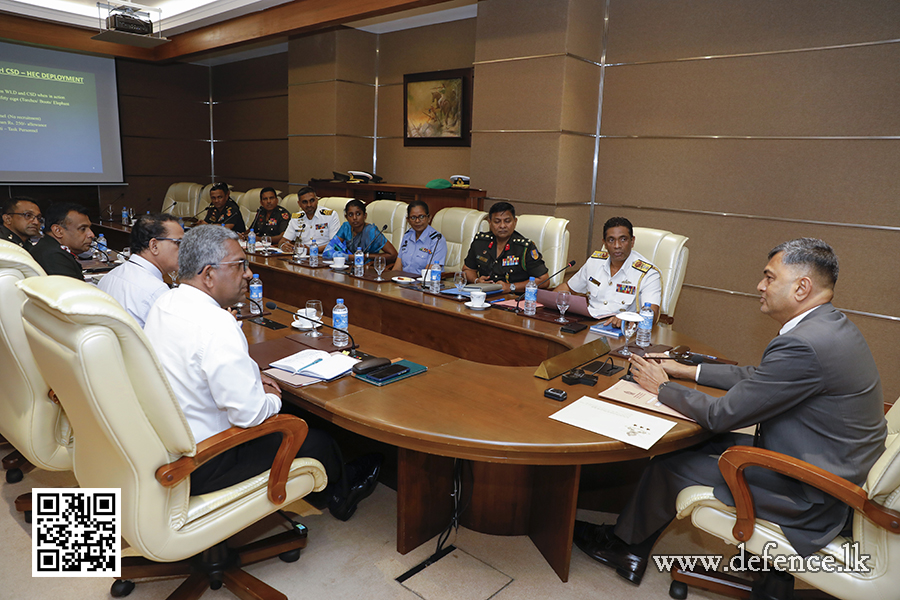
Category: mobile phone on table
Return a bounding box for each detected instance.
[367,363,410,382]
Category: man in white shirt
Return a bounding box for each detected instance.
[144,225,381,520]
[99,213,183,327]
[555,217,661,327]
[280,186,340,254]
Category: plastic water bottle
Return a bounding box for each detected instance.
[523,277,537,316]
[636,302,654,347]
[309,243,319,267]
[429,263,442,293]
[249,274,262,315]
[97,234,108,262]
[247,229,256,252]
[121,207,129,225]
[332,299,349,347]
[354,246,365,277]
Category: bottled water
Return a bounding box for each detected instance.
[429,263,442,293]
[247,229,256,252]
[249,274,262,315]
[309,243,319,267]
[636,302,654,347]
[96,234,108,262]
[332,298,349,347]
[523,277,537,316]
[121,207,129,225]
[354,247,365,277]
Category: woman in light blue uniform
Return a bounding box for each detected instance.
[391,200,447,275]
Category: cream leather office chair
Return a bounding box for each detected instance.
[431,207,488,273]
[238,188,284,228]
[0,242,71,523]
[513,215,571,287]
[19,276,327,600]
[366,199,408,249]
[671,413,900,600]
[317,197,353,226]
[281,193,300,216]
[162,182,202,218]
[631,227,689,323]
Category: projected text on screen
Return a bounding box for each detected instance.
[0,62,103,174]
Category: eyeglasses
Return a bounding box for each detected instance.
[153,237,182,246]
[8,212,43,223]
[407,214,429,222]
[199,258,249,275]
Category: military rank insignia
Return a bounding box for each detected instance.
[591,250,609,260]
[616,283,636,295]
[632,260,652,273]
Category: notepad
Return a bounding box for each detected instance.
[269,349,358,381]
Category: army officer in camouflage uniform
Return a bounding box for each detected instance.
[463,202,548,293]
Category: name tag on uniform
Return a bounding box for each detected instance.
[476,254,488,263]
[616,284,636,295]
[502,256,519,267]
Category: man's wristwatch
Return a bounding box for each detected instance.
[509,283,517,293]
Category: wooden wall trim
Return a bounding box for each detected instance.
[1,0,455,62]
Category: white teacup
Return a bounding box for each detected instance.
[293,308,317,328]
[420,268,428,282]
[470,290,487,307]
[333,255,346,268]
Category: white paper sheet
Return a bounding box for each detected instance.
[549,396,677,450]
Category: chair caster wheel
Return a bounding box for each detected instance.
[279,548,302,563]
[210,578,223,591]
[110,579,135,597]
[24,510,32,524]
[6,468,23,484]
[669,580,688,599]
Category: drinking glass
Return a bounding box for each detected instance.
[620,320,638,357]
[259,235,271,254]
[453,271,467,300]
[374,255,386,281]
[555,291,570,323]
[106,204,114,221]
[305,300,323,338]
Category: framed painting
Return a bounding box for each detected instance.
[403,68,473,147]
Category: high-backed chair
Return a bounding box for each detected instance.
[431,207,488,273]
[631,227,689,322]
[238,188,284,228]
[366,199,408,248]
[513,215,571,287]
[0,241,71,509]
[671,413,900,600]
[19,276,327,600]
[162,182,202,218]
[281,193,300,216]
[317,197,353,226]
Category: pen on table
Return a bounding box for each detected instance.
[292,358,322,375]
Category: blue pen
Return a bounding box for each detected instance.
[292,358,322,376]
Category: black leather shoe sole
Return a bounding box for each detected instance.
[329,453,383,521]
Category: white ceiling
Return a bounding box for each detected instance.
[0,0,477,38]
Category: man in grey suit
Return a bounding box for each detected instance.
[575,238,885,585]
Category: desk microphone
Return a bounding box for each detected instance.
[364,224,389,255]
[265,301,359,352]
[514,259,576,313]
[422,232,444,275]
[190,205,213,220]
[162,201,177,214]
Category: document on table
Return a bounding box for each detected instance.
[599,380,695,422]
[549,396,676,450]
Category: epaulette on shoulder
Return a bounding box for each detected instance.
[591,250,608,260]
[511,235,529,245]
[320,208,333,215]
[475,231,492,240]
[291,212,303,219]
[429,231,441,239]
[632,259,653,273]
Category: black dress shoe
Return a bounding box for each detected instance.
[328,453,383,521]
[573,521,648,585]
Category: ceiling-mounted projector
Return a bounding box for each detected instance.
[106,11,153,35]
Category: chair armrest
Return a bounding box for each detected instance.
[718,445,900,542]
[155,414,308,505]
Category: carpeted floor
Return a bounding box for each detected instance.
[1,464,745,600]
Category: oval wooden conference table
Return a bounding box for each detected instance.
[243,253,726,582]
